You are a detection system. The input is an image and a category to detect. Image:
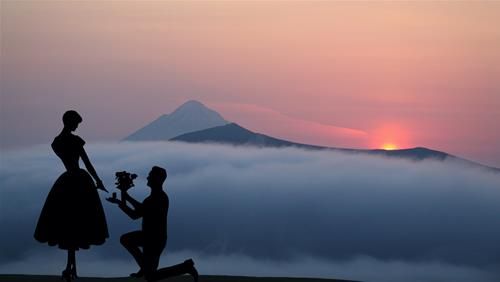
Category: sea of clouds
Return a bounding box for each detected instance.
[1,142,500,282]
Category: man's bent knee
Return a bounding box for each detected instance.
[120,232,136,246]
[120,234,129,246]
[120,231,143,247]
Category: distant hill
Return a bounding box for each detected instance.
[171,123,445,159]
[124,100,228,141]
[171,123,322,149]
[171,123,500,172]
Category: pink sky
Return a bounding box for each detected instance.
[1,1,499,167]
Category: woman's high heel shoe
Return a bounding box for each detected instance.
[70,267,78,279]
[62,269,72,282]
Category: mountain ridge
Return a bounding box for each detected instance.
[171,123,500,173]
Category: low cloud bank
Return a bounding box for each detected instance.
[1,142,500,281]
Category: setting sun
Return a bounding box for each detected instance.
[381,143,398,150]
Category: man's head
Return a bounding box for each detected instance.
[147,166,167,189]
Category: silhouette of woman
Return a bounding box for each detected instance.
[34,110,109,281]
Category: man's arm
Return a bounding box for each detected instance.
[107,191,144,220]
[118,201,142,220]
[122,192,142,210]
[122,191,143,219]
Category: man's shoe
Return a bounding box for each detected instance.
[185,259,198,282]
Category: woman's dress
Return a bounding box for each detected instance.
[34,133,108,250]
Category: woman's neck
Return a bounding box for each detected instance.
[61,128,72,135]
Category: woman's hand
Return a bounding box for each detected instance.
[95,179,108,192]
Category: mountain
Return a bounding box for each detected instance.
[171,123,500,172]
[124,100,229,141]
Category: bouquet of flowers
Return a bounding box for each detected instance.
[115,171,137,191]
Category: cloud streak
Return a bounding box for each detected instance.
[1,142,500,281]
[210,102,369,148]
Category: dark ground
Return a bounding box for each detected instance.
[0,274,360,282]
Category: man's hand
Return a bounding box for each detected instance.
[106,196,120,205]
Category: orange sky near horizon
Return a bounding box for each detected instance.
[1,1,500,166]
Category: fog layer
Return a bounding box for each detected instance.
[1,142,499,282]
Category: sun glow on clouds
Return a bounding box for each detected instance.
[372,124,411,150]
[211,102,416,152]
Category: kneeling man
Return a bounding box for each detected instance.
[108,166,198,281]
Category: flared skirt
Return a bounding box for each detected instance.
[34,169,109,250]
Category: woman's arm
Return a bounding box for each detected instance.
[81,147,107,192]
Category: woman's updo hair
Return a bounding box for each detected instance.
[62,110,83,126]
